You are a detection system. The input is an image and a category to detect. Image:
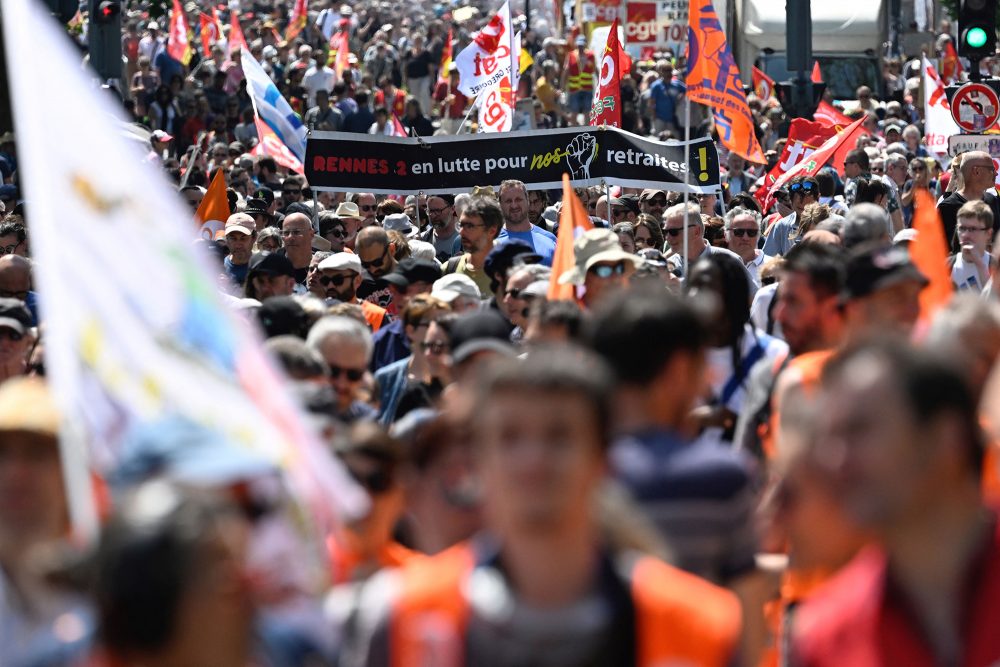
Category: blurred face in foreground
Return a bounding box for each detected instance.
[0,432,65,559]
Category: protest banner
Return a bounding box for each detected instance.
[625,0,688,56]
[305,126,720,194]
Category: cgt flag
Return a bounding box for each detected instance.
[286,0,307,41]
[229,10,248,56]
[686,0,764,164]
[454,1,513,98]
[589,19,631,128]
[923,56,960,156]
[754,119,836,211]
[167,0,193,65]
[751,66,774,100]
[195,169,230,240]
[3,0,367,538]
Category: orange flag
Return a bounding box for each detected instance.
[909,188,953,326]
[229,11,248,56]
[438,29,453,85]
[548,173,594,300]
[685,0,764,163]
[941,40,964,84]
[195,169,231,240]
[285,0,307,41]
[811,60,822,83]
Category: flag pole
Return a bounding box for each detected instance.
[457,92,479,134]
[604,179,611,223]
[682,95,691,279]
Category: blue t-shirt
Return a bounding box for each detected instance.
[224,256,249,286]
[497,225,557,266]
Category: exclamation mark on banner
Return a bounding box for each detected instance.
[697,147,709,182]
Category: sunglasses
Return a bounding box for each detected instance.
[0,242,20,256]
[589,262,626,278]
[360,245,389,270]
[634,237,655,247]
[318,274,352,286]
[345,463,395,494]
[328,229,347,239]
[664,227,687,237]
[730,228,758,238]
[0,328,23,342]
[359,204,377,212]
[505,287,526,299]
[329,364,365,381]
[789,182,816,193]
[420,341,450,355]
[284,188,302,195]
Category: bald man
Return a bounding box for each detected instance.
[938,151,1000,252]
[279,212,316,284]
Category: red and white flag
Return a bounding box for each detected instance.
[229,10,248,56]
[589,19,630,128]
[166,0,193,65]
[390,114,409,137]
[477,31,520,133]
[454,1,513,98]
[923,56,960,156]
[252,118,304,173]
[754,119,836,211]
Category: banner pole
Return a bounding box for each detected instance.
[682,95,691,279]
[604,179,611,223]
[457,93,479,134]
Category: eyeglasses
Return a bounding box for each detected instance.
[420,341,450,355]
[634,236,654,247]
[730,228,759,238]
[281,228,307,237]
[871,167,885,173]
[359,204,377,212]
[318,274,352,286]
[427,207,449,215]
[957,224,990,233]
[456,221,485,231]
[789,182,816,193]
[359,245,389,270]
[0,242,21,256]
[329,364,365,381]
[505,287,526,299]
[283,188,302,196]
[612,208,629,218]
[589,262,626,278]
[647,197,667,206]
[0,328,23,342]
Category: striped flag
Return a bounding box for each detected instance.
[438,29,453,85]
[241,49,307,163]
[286,0,307,41]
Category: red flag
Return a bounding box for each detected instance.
[811,60,822,83]
[286,0,307,41]
[195,169,230,240]
[686,0,764,163]
[252,118,304,174]
[229,11,248,56]
[942,40,964,84]
[549,173,594,300]
[909,188,953,327]
[751,66,775,99]
[754,119,836,210]
[814,100,853,128]
[166,0,193,65]
[328,30,350,79]
[589,19,627,128]
[391,114,408,137]
[199,13,215,56]
[760,116,867,212]
[438,29,453,85]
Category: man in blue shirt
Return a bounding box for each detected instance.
[496,180,556,266]
[648,61,683,136]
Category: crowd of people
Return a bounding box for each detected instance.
[3,1,1000,666]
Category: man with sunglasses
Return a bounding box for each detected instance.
[317,211,348,252]
[420,195,462,262]
[279,175,306,214]
[639,189,668,220]
[763,176,819,258]
[306,315,378,424]
[724,207,770,288]
[354,192,379,228]
[0,221,28,259]
[558,228,640,309]
[317,253,388,332]
[0,298,33,384]
[356,227,399,317]
[937,151,1000,252]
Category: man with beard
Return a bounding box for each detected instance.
[497,180,556,265]
[317,253,388,332]
[441,196,503,296]
[356,227,399,318]
[223,213,256,286]
[421,195,462,262]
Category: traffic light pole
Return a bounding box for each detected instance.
[88,0,122,83]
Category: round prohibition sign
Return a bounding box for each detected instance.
[951,82,1000,133]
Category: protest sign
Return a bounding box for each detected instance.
[305,127,720,194]
[625,0,688,56]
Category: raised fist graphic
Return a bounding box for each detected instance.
[565,133,597,180]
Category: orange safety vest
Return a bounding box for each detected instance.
[389,543,741,667]
[326,533,418,585]
[565,50,596,92]
[361,299,387,332]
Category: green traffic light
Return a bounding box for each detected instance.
[966,27,989,49]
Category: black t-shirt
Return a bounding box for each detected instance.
[937,191,1000,252]
[404,50,433,80]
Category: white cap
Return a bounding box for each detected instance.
[893,228,918,244]
[318,252,362,274]
[521,280,550,299]
[432,273,481,302]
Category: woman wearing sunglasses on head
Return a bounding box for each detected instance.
[762,176,820,258]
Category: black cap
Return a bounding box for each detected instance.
[843,243,928,301]
[256,296,308,339]
[386,258,443,288]
[617,194,641,215]
[484,240,542,281]
[248,252,295,278]
[284,202,312,217]
[449,310,515,364]
[0,298,31,335]
[254,187,275,206]
[245,198,270,217]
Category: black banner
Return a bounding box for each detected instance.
[305,127,720,195]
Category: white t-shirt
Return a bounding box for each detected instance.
[951,250,991,292]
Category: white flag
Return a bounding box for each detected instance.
[477,31,520,133]
[3,0,367,534]
[242,48,309,163]
[923,56,960,157]
[454,1,513,98]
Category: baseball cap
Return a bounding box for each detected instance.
[449,310,515,365]
[843,243,928,301]
[245,198,269,217]
[256,296,308,338]
[254,187,275,206]
[318,252,363,274]
[558,228,641,285]
[224,212,254,236]
[485,240,542,281]
[248,252,295,278]
[0,377,59,437]
[883,121,904,134]
[0,298,32,335]
[432,274,482,303]
[640,188,667,201]
[383,258,442,289]
[382,213,417,237]
[617,194,641,215]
